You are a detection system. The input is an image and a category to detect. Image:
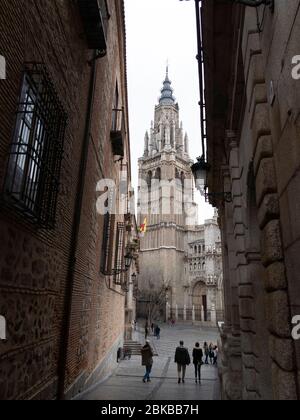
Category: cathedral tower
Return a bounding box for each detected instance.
[137,69,198,320]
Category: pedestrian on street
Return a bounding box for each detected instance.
[175,341,191,384]
[145,324,149,340]
[141,340,154,383]
[151,323,154,334]
[209,343,214,365]
[213,346,218,365]
[155,325,161,340]
[193,342,203,384]
[204,342,209,365]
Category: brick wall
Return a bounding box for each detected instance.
[0,0,129,400]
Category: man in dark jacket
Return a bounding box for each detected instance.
[141,341,154,383]
[155,325,161,340]
[174,341,191,384]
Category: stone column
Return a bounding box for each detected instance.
[201,305,205,323]
[166,302,170,322]
[211,304,217,326]
[165,122,171,150]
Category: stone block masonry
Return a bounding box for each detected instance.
[201,0,300,400]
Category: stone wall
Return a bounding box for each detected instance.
[202,0,300,400]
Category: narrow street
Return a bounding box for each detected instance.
[79,324,220,401]
[1,0,300,402]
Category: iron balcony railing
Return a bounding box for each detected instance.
[78,0,110,53]
[110,109,125,158]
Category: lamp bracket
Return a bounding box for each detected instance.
[199,188,233,204]
[233,0,274,10]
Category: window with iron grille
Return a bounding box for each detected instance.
[100,212,115,275]
[114,222,125,285]
[111,83,119,132]
[3,63,67,228]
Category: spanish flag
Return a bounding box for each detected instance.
[140,218,147,235]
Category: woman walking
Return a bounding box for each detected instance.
[209,343,214,365]
[193,343,203,384]
[141,340,154,383]
[204,342,209,365]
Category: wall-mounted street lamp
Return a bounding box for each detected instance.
[226,0,274,9]
[102,251,134,277]
[125,253,134,271]
[191,156,232,203]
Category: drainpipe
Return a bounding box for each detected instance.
[57,51,98,400]
[195,0,206,161]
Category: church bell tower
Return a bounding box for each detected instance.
[137,69,198,320]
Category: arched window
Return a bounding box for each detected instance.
[155,167,161,181]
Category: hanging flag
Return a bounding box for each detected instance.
[140,218,147,235]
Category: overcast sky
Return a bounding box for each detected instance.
[125,0,214,223]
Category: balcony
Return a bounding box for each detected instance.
[111,109,125,158]
[78,0,109,52]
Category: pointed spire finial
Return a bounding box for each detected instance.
[159,63,175,105]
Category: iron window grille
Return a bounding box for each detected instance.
[3,63,67,229]
[114,222,125,285]
[100,212,115,275]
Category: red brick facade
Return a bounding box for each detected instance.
[0,0,133,400]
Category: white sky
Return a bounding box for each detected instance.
[125,0,214,223]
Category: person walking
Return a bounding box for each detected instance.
[151,323,155,335]
[213,346,218,365]
[193,343,203,384]
[175,341,191,384]
[209,343,214,365]
[145,324,149,340]
[155,325,161,340]
[204,342,209,365]
[141,340,154,383]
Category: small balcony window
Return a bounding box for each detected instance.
[4,63,67,229]
[78,0,110,53]
[110,109,125,158]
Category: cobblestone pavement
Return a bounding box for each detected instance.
[80,324,220,401]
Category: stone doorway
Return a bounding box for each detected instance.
[192,282,207,321]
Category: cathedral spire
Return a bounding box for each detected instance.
[184,132,190,156]
[144,131,149,157]
[159,67,176,106]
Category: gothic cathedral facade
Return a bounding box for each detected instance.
[137,70,224,324]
